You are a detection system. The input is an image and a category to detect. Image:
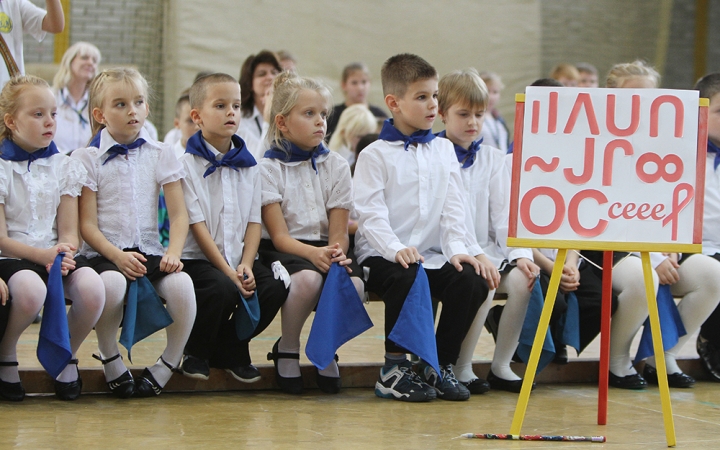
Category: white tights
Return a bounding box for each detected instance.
[0,268,105,383]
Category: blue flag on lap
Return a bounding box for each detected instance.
[306,263,373,370]
[37,253,72,379]
[119,276,173,362]
[558,291,581,352]
[634,284,686,363]
[516,278,556,373]
[235,290,261,341]
[387,263,440,375]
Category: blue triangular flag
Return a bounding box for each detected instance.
[306,263,374,370]
[37,253,72,378]
[634,284,686,363]
[558,291,581,353]
[235,291,261,341]
[119,276,174,362]
[516,278,556,373]
[387,263,440,374]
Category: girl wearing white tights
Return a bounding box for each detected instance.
[73,68,196,398]
[259,72,364,395]
[0,76,105,401]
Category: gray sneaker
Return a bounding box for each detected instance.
[419,362,470,401]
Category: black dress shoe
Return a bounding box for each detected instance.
[0,361,24,401]
[93,354,135,398]
[487,370,535,393]
[697,335,720,382]
[316,354,341,394]
[643,364,695,388]
[267,337,303,395]
[55,359,82,401]
[608,371,647,389]
[461,377,490,394]
[135,356,176,398]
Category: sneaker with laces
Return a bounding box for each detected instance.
[419,363,471,401]
[181,355,210,381]
[226,364,261,383]
[375,360,436,402]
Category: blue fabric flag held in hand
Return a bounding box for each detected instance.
[306,263,373,370]
[387,263,440,375]
[37,253,72,379]
[235,290,261,341]
[516,278,556,373]
[119,276,173,362]
[635,284,686,363]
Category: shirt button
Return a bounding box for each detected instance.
[313,230,319,235]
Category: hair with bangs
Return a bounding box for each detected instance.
[438,68,488,114]
[52,42,102,91]
[267,71,333,152]
[381,53,437,98]
[328,104,376,152]
[0,75,52,142]
[88,67,150,137]
[694,73,720,101]
[189,73,237,110]
[239,50,282,118]
[605,60,660,88]
[341,62,370,84]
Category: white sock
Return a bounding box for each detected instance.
[153,272,196,387]
[0,271,46,382]
[453,289,494,383]
[609,257,655,377]
[56,359,79,383]
[278,270,322,378]
[491,269,532,381]
[95,271,129,381]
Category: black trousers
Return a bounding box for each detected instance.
[363,257,488,365]
[700,253,720,345]
[182,259,288,368]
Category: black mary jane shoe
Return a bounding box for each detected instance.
[487,370,535,393]
[135,356,176,398]
[267,337,303,395]
[55,359,83,401]
[0,361,25,402]
[92,354,135,399]
[316,354,341,394]
[643,364,695,388]
[461,377,491,395]
[608,371,647,390]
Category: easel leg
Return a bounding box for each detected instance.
[598,251,613,425]
[640,252,677,447]
[510,249,567,434]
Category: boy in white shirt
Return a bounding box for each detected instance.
[354,54,492,402]
[178,73,288,382]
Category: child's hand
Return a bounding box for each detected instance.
[328,242,354,273]
[114,251,148,280]
[309,246,336,273]
[516,257,540,291]
[559,264,580,293]
[395,247,424,269]
[160,252,183,274]
[0,278,8,306]
[656,256,680,285]
[236,264,256,297]
[470,254,500,289]
[44,243,77,276]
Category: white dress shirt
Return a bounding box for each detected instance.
[0,151,86,255]
[0,0,46,87]
[72,127,185,257]
[478,114,509,154]
[353,137,476,269]
[458,142,532,267]
[260,151,353,241]
[180,138,261,267]
[53,88,91,154]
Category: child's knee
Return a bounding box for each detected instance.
[290,270,323,295]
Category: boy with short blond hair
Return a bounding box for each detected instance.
[354,54,490,402]
[178,73,287,382]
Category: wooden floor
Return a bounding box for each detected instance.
[3,302,720,448]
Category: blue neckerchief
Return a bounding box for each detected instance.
[378,118,436,151]
[437,130,483,168]
[89,130,101,148]
[185,131,256,177]
[264,140,330,174]
[0,139,59,171]
[708,140,720,170]
[102,137,146,165]
[60,88,89,128]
